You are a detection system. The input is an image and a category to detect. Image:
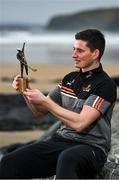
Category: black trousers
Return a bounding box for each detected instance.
[0,134,106,179]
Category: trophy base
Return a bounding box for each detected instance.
[18,77,28,92]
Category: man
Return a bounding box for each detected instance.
[0,29,117,179]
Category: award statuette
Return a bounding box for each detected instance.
[16,42,37,92]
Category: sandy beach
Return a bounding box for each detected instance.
[0,130,45,147]
[0,63,119,95]
[0,63,119,147]
[0,64,74,93]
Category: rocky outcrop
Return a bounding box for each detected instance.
[0,93,57,130]
[46,7,119,32]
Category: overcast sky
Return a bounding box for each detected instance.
[0,0,119,25]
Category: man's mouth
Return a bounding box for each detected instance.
[75,60,81,64]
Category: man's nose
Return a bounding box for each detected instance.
[72,50,77,58]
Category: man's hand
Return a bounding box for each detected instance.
[12,75,31,91]
[23,89,47,105]
[12,75,20,91]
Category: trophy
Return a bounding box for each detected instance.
[16,42,37,92]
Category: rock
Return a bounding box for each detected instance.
[97,149,119,179]
[0,93,57,130]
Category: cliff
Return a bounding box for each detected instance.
[46,7,119,32]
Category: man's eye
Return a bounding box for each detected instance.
[78,49,84,53]
[73,47,84,53]
[78,50,82,53]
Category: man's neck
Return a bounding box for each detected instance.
[82,62,100,72]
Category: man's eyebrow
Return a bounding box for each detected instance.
[73,47,85,51]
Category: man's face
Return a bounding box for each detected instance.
[72,39,98,70]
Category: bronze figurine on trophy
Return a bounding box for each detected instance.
[16,42,37,92]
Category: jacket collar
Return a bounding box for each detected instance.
[79,63,103,78]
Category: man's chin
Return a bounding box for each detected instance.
[74,64,81,69]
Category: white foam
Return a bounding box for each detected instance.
[0,31,74,44]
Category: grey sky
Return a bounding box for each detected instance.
[0,0,119,25]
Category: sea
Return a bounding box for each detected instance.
[0,28,119,65]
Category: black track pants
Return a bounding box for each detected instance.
[0,135,106,179]
[56,143,106,179]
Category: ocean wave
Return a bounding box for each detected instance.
[0,30,119,46]
[0,31,74,44]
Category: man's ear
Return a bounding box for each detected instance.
[92,49,100,60]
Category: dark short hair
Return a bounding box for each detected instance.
[75,29,105,60]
